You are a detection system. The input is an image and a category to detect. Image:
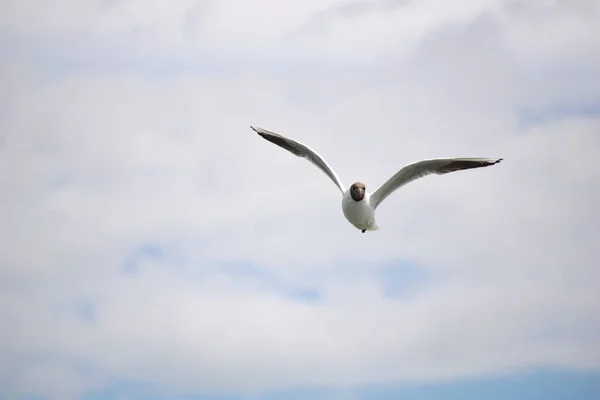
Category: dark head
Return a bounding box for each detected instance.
[350,182,366,201]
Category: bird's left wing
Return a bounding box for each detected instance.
[251,126,346,194]
[369,157,503,210]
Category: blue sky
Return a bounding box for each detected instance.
[1,0,600,399]
[78,369,600,400]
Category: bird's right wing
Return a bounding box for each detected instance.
[251,126,346,194]
[369,157,503,210]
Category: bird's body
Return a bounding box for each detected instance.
[251,126,503,233]
[341,189,379,233]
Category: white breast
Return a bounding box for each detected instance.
[341,190,376,230]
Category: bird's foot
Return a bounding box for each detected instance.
[361,229,366,233]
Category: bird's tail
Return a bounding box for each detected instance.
[368,222,380,231]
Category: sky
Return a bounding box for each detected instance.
[1,0,600,399]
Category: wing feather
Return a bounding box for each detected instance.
[251,126,346,194]
[369,158,503,209]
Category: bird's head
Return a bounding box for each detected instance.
[350,182,366,201]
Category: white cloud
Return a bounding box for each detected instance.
[1,0,599,398]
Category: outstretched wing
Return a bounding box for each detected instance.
[369,157,503,209]
[251,126,346,194]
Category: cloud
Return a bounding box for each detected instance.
[1,0,599,399]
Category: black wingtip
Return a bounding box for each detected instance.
[250,126,267,136]
[250,126,268,139]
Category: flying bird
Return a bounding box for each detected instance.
[251,126,502,233]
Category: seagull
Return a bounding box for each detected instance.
[251,126,503,233]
